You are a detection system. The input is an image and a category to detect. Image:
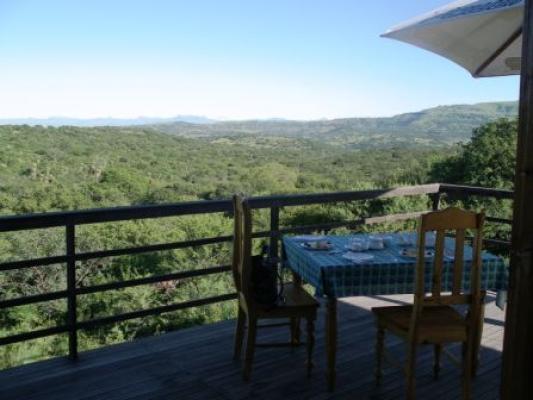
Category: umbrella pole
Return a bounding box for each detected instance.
[502,0,533,398]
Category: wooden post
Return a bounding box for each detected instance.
[66,224,78,360]
[270,206,280,259]
[431,192,441,211]
[501,0,533,397]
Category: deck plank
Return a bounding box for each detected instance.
[0,294,505,399]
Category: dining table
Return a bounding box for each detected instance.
[281,232,508,391]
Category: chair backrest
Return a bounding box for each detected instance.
[410,207,485,334]
[413,207,485,307]
[232,195,253,305]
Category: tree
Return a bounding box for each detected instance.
[429,118,517,189]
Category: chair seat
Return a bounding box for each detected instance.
[372,305,468,343]
[255,283,319,318]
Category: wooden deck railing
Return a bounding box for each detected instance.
[0,183,513,360]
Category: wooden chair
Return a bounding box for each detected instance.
[372,207,485,400]
[232,195,319,381]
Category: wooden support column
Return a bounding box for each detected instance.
[501,0,533,397]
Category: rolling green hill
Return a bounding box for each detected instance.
[150,101,518,148]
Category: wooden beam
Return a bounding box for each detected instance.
[439,183,514,200]
[0,199,232,232]
[246,184,441,209]
[501,0,533,398]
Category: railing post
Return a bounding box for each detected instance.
[431,192,441,211]
[270,206,280,258]
[66,224,78,360]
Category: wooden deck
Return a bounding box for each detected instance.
[0,294,505,400]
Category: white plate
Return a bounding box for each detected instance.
[399,248,435,258]
[293,235,326,242]
[344,244,369,252]
[342,252,374,263]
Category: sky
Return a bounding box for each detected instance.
[0,0,520,120]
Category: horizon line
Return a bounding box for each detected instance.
[0,99,519,124]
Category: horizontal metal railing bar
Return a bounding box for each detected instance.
[246,184,441,209]
[0,290,69,309]
[354,211,427,226]
[486,216,513,225]
[0,185,439,234]
[76,265,232,295]
[0,325,69,346]
[0,266,231,309]
[0,199,233,232]
[75,235,233,261]
[253,211,428,238]
[447,233,511,248]
[77,293,237,330]
[439,184,514,200]
[480,238,511,248]
[0,255,68,272]
[0,184,513,234]
[0,236,232,272]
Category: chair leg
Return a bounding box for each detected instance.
[405,342,417,400]
[462,340,473,400]
[472,303,485,378]
[306,317,315,377]
[375,326,385,386]
[233,308,246,360]
[243,316,257,382]
[433,344,442,380]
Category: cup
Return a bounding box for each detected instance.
[316,240,331,249]
[348,238,369,252]
[382,235,394,247]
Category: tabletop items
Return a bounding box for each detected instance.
[282,232,507,298]
[299,232,446,256]
[298,232,436,262]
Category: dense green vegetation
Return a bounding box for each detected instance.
[0,125,447,214]
[0,117,516,369]
[429,118,517,189]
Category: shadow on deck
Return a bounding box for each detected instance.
[0,294,504,400]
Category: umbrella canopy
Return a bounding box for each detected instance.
[382,0,524,77]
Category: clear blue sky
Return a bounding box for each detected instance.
[0,0,520,120]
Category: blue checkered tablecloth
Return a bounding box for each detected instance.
[282,233,508,300]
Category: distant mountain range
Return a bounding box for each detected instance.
[150,101,518,147]
[0,101,518,148]
[0,115,214,126]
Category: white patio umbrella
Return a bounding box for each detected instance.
[382,0,524,77]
